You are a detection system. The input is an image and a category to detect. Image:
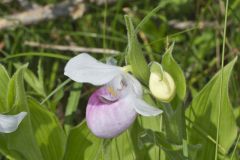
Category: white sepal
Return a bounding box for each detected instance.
[64,53,121,85]
[125,74,143,97]
[133,98,162,116]
[0,112,27,133]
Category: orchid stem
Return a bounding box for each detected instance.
[122,65,133,73]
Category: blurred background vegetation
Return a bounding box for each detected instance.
[0,0,240,158]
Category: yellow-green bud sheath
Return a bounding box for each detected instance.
[121,65,133,73]
[149,62,176,102]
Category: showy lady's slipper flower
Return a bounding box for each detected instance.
[149,62,176,102]
[0,112,27,133]
[64,53,162,138]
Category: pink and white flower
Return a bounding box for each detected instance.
[64,53,162,138]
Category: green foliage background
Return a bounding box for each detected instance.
[0,0,240,160]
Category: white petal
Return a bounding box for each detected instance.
[133,98,162,116]
[64,53,121,85]
[125,74,143,97]
[0,112,27,133]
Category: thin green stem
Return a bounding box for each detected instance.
[215,0,229,159]
[40,79,71,105]
[230,133,240,160]
[0,52,70,62]
[185,117,226,153]
[135,3,162,32]
[103,0,108,50]
[159,115,165,160]
[147,27,197,46]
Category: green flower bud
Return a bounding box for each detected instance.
[149,62,176,102]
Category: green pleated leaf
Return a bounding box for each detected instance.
[64,121,142,160]
[28,97,66,160]
[63,122,102,160]
[130,94,163,160]
[37,59,44,91]
[186,57,238,160]
[0,64,10,112]
[50,84,64,111]
[125,15,150,84]
[102,121,159,160]
[139,129,201,160]
[98,117,162,160]
[14,63,46,97]
[162,43,186,102]
[139,129,185,160]
[64,82,82,134]
[160,103,194,159]
[102,131,136,160]
[130,117,161,160]
[0,65,44,160]
[0,65,67,160]
[162,104,185,145]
